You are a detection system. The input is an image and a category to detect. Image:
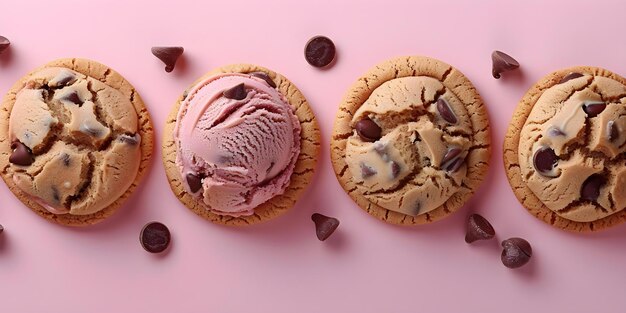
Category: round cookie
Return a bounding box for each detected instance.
[0,58,154,226]
[162,64,320,226]
[504,66,626,232]
[331,56,491,225]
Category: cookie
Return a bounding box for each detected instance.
[504,66,626,232]
[162,64,320,226]
[331,56,491,225]
[0,58,154,226]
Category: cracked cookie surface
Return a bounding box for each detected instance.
[331,56,491,225]
[0,58,154,226]
[162,64,320,226]
[504,66,626,232]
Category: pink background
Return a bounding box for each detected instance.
[2,0,626,312]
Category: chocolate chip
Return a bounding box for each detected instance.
[62,91,82,105]
[373,142,387,155]
[249,72,277,88]
[436,98,458,124]
[266,162,275,174]
[50,72,76,87]
[465,214,495,243]
[186,173,203,193]
[311,213,340,241]
[81,125,100,137]
[547,126,565,137]
[501,238,532,269]
[491,51,520,79]
[151,46,184,73]
[559,72,584,84]
[441,147,462,166]
[360,163,377,178]
[9,141,34,166]
[355,117,382,142]
[533,146,558,176]
[118,134,140,145]
[61,153,71,166]
[304,36,336,68]
[223,83,247,100]
[582,101,606,117]
[580,174,606,202]
[607,120,619,142]
[0,224,3,234]
[0,36,9,54]
[411,202,421,216]
[444,157,465,173]
[140,222,171,253]
[390,161,401,178]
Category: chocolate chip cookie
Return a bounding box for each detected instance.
[0,58,154,226]
[504,66,626,232]
[331,56,491,225]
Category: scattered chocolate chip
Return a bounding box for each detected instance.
[444,157,465,173]
[223,83,247,100]
[580,174,606,202]
[360,163,377,178]
[249,71,277,88]
[140,222,171,253]
[607,120,619,142]
[465,214,495,243]
[441,147,462,166]
[559,72,584,84]
[151,46,184,73]
[390,161,401,178]
[436,98,458,124]
[355,117,382,142]
[61,153,71,166]
[547,126,565,137]
[0,36,9,54]
[491,51,520,79]
[50,72,76,88]
[304,36,336,68]
[118,134,140,145]
[582,101,606,117]
[9,142,34,166]
[311,213,339,241]
[533,146,558,176]
[186,173,203,193]
[501,238,532,269]
[62,91,82,105]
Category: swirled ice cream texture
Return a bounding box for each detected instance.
[173,73,301,216]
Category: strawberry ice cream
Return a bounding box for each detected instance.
[172,73,301,216]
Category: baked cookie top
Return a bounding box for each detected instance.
[331,56,490,225]
[0,58,153,226]
[505,67,626,231]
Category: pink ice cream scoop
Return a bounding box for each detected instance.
[173,73,301,216]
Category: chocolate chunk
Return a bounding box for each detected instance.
[140,222,171,253]
[61,153,71,166]
[0,36,9,54]
[151,46,184,73]
[50,72,76,87]
[607,120,619,142]
[444,157,465,173]
[547,126,565,137]
[491,51,520,79]
[580,174,606,202]
[582,101,606,117]
[62,91,82,105]
[9,142,34,166]
[533,146,558,176]
[501,238,532,269]
[436,98,458,124]
[249,71,277,88]
[559,72,584,84]
[304,36,336,68]
[441,147,462,166]
[465,214,495,243]
[186,173,203,193]
[223,83,247,100]
[311,213,340,241]
[390,161,401,178]
[360,163,377,178]
[355,117,382,142]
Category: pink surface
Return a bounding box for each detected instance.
[1,1,626,312]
